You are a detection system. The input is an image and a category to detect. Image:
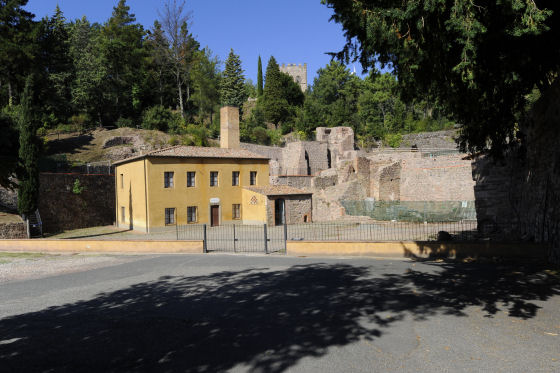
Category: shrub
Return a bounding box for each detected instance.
[168,135,180,146]
[252,127,269,145]
[115,117,134,128]
[383,133,403,148]
[142,105,184,133]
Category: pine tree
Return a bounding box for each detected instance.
[257,55,263,97]
[38,5,73,126]
[220,48,247,108]
[99,0,146,123]
[17,74,41,216]
[0,0,35,107]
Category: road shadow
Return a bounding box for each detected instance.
[0,262,558,372]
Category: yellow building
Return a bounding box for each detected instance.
[114,107,312,232]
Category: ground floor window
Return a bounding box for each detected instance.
[187,206,197,223]
[165,208,175,225]
[232,204,241,220]
[121,206,125,222]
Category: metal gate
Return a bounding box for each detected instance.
[177,224,287,253]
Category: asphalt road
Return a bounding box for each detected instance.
[0,254,559,372]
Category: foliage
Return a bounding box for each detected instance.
[180,124,209,146]
[115,117,134,128]
[72,178,85,194]
[257,55,263,97]
[220,49,247,109]
[0,0,35,107]
[17,74,41,216]
[141,105,178,132]
[322,0,560,155]
[262,56,304,128]
[299,61,362,135]
[383,133,402,148]
[0,110,19,188]
[98,0,146,123]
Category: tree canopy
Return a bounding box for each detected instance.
[322,0,560,154]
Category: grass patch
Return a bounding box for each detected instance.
[0,252,51,263]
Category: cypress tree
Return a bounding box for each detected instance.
[17,74,41,217]
[257,55,263,97]
[262,56,288,126]
[220,48,247,108]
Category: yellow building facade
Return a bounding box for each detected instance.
[114,107,312,232]
[114,146,271,232]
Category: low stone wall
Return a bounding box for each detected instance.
[0,222,26,239]
[39,173,115,233]
[0,239,203,253]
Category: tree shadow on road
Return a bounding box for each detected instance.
[0,262,558,372]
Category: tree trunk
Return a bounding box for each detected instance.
[8,80,13,107]
[178,82,184,118]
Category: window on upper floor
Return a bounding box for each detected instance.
[250,171,257,185]
[187,171,196,187]
[232,171,239,186]
[210,171,218,187]
[164,172,174,188]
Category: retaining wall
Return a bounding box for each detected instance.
[39,173,115,233]
[0,239,203,254]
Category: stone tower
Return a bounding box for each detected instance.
[220,106,240,149]
[280,63,307,92]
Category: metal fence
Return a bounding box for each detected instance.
[156,220,490,254]
[286,221,479,242]
[174,224,287,253]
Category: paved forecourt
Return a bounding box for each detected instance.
[0,254,558,372]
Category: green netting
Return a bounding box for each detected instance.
[341,200,476,222]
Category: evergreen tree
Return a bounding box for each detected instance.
[99,0,146,123]
[69,17,106,125]
[0,112,19,189]
[37,5,73,126]
[257,56,263,97]
[220,48,247,108]
[323,0,560,155]
[262,56,304,128]
[0,0,36,107]
[17,74,41,216]
[192,47,220,124]
[145,21,172,107]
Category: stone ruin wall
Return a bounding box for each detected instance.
[39,173,115,233]
[0,221,26,239]
[242,126,478,222]
[471,80,560,262]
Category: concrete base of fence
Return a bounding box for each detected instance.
[0,239,204,254]
[287,241,547,259]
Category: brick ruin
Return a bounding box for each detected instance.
[242,126,476,222]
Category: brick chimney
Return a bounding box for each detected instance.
[220,106,240,149]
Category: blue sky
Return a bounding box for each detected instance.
[25,0,369,84]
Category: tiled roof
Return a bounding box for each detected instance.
[113,145,269,165]
[243,185,312,196]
